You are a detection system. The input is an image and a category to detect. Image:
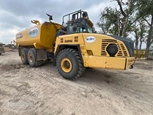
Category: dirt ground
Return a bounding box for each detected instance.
[0,52,153,115]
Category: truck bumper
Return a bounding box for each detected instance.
[84,56,135,70]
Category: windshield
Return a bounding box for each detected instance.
[66,18,95,34]
[68,23,95,34]
[79,24,94,33]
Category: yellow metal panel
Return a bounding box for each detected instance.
[16,32,23,44]
[82,33,130,57]
[82,33,118,56]
[16,24,42,46]
[40,22,61,50]
[84,56,135,70]
[125,57,136,69]
[33,43,45,49]
[16,22,61,51]
[116,40,130,57]
[26,25,42,46]
[82,33,102,56]
[54,33,85,53]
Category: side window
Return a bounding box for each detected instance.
[80,27,87,32]
[68,25,74,34]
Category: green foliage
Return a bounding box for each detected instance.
[97,7,119,35]
[97,0,138,37]
[137,0,153,17]
[97,0,153,57]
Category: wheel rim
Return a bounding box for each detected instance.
[29,54,33,63]
[21,54,25,61]
[61,58,72,73]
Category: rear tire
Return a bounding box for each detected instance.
[20,48,28,64]
[56,48,84,80]
[27,48,43,67]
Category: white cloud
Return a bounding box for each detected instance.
[0,29,18,44]
[0,0,112,44]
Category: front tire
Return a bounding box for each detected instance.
[56,48,84,80]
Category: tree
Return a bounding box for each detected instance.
[132,18,147,57]
[97,0,138,37]
[137,0,153,58]
[133,19,147,50]
[97,0,153,58]
[116,0,133,37]
[97,7,120,35]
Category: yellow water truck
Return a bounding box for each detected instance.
[16,18,62,66]
[16,10,135,80]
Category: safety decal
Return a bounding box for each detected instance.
[85,36,96,43]
[16,33,23,39]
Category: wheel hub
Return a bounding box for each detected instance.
[21,54,25,60]
[29,54,33,63]
[61,58,72,73]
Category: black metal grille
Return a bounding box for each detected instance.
[101,39,128,56]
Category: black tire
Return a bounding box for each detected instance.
[27,48,43,67]
[20,48,28,64]
[56,48,84,80]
